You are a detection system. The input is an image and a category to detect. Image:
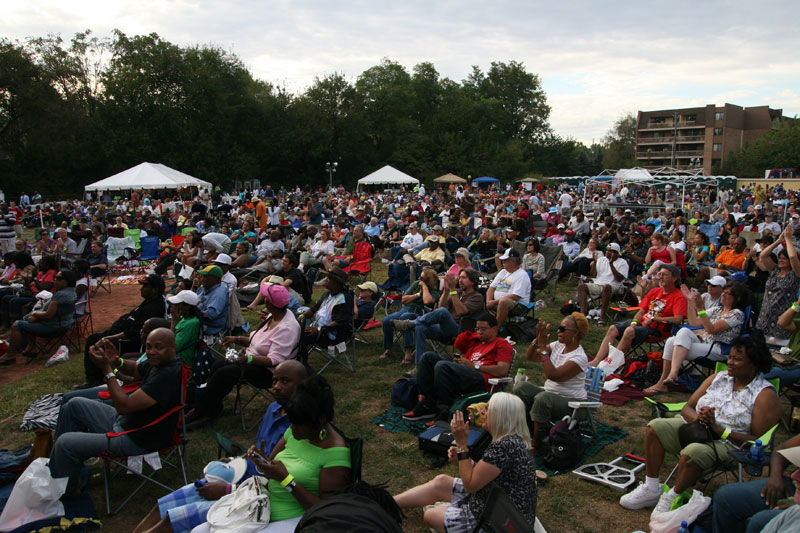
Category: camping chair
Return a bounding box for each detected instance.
[538,244,564,302]
[91,264,112,295]
[123,229,142,249]
[675,306,752,381]
[342,241,374,282]
[450,349,518,416]
[64,281,94,351]
[100,364,191,515]
[309,312,357,373]
[568,366,605,439]
[233,377,276,432]
[473,483,537,533]
[532,220,548,239]
[139,236,161,261]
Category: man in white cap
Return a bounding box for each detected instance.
[487,248,531,329]
[549,223,567,245]
[354,281,378,325]
[577,242,629,326]
[703,275,727,309]
[712,434,800,532]
[212,253,237,296]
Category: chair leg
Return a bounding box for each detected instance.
[103,459,112,516]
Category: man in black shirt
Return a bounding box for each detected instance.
[50,327,182,494]
[74,274,166,389]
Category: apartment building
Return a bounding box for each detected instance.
[636,104,783,174]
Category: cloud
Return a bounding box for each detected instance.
[3,0,800,144]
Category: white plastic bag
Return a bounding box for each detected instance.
[207,476,270,533]
[45,346,69,368]
[649,489,711,533]
[0,458,68,532]
[598,343,626,375]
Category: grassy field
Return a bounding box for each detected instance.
[0,260,790,532]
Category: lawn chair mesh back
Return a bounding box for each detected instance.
[139,236,161,261]
[567,366,605,438]
[473,483,536,533]
[682,306,752,379]
[539,244,564,302]
[123,229,142,249]
[450,349,518,415]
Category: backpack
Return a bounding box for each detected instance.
[506,317,538,343]
[542,416,584,471]
[192,340,215,385]
[390,378,418,410]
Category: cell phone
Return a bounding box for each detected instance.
[250,449,270,464]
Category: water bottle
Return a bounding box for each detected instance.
[194,478,208,488]
[676,521,690,533]
[747,439,764,476]
[514,368,526,385]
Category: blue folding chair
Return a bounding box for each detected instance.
[139,236,161,261]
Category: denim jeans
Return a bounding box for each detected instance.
[12,318,65,350]
[50,397,149,492]
[382,309,417,350]
[417,351,485,410]
[764,363,800,386]
[391,246,407,260]
[712,476,795,533]
[414,308,461,364]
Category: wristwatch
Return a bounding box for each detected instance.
[284,479,297,493]
[104,372,116,382]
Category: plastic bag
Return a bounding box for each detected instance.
[45,346,69,368]
[0,457,68,532]
[649,489,711,533]
[598,343,626,375]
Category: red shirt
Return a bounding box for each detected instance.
[454,333,514,389]
[639,286,688,336]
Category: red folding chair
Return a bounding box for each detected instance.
[99,364,190,515]
[343,241,373,281]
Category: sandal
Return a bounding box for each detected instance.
[643,386,668,395]
[379,351,391,360]
[401,357,413,367]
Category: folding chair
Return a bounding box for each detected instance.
[450,349,519,415]
[100,364,190,515]
[310,323,357,373]
[233,377,275,432]
[473,483,537,533]
[537,244,564,302]
[680,306,752,380]
[568,366,605,439]
[342,241,374,283]
[139,236,161,261]
[123,228,142,249]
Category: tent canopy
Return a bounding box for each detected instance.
[357,165,419,187]
[472,176,500,185]
[433,173,466,184]
[85,162,212,192]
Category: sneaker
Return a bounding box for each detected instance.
[402,403,437,421]
[653,488,678,514]
[619,482,661,510]
[381,258,390,264]
[391,319,416,332]
[403,367,418,378]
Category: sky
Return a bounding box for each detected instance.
[4,0,800,145]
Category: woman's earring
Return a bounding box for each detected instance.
[319,427,327,441]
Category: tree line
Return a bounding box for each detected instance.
[0,30,613,197]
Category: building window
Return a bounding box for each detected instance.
[712,143,722,152]
[715,112,725,121]
[713,128,723,136]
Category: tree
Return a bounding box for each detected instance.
[602,113,638,169]
[721,120,800,177]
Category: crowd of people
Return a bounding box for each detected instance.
[2,176,800,531]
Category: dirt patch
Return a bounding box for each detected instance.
[0,282,145,386]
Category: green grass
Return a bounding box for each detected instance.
[0,260,791,532]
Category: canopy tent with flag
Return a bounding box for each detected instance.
[471,176,500,186]
[356,165,419,190]
[84,162,212,192]
[433,173,466,184]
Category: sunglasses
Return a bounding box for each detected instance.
[54,275,63,280]
[557,325,577,333]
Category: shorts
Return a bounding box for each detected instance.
[158,483,214,533]
[508,301,529,316]
[613,320,659,345]
[443,478,479,533]
[648,418,736,472]
[586,282,623,299]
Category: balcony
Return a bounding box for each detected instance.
[637,135,705,145]
[640,120,697,130]
[636,149,703,158]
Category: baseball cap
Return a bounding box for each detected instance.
[204,457,248,484]
[565,229,576,236]
[357,281,378,293]
[433,224,443,231]
[139,273,165,293]
[167,290,200,306]
[264,275,284,285]
[792,214,799,219]
[260,283,291,308]
[557,223,566,229]
[777,446,800,468]
[706,275,727,287]
[499,248,521,261]
[245,231,256,238]
[198,265,223,279]
[454,247,470,259]
[754,204,763,210]
[607,243,621,253]
[213,253,232,266]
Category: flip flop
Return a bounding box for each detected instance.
[662,378,679,387]
[401,358,413,367]
[644,386,669,395]
[379,352,391,360]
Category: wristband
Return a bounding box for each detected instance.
[631,320,639,326]
[112,367,118,375]
[457,451,470,461]
[116,358,124,370]
[793,303,800,312]
[280,474,295,487]
[248,355,253,365]
[226,483,232,495]
[542,357,550,364]
[697,310,707,317]
[720,427,731,440]
[449,291,458,295]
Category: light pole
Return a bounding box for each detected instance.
[325,162,338,190]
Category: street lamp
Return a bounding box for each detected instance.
[325,162,338,189]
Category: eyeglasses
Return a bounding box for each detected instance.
[557,325,577,333]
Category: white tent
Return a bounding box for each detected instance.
[356,165,419,189]
[84,162,212,192]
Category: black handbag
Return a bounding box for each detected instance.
[677,420,714,448]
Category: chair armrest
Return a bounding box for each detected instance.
[567,401,602,409]
[488,377,513,386]
[106,404,184,439]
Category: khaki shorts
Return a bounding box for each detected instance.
[585,282,623,299]
[648,417,736,472]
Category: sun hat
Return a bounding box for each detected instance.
[260,284,291,308]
